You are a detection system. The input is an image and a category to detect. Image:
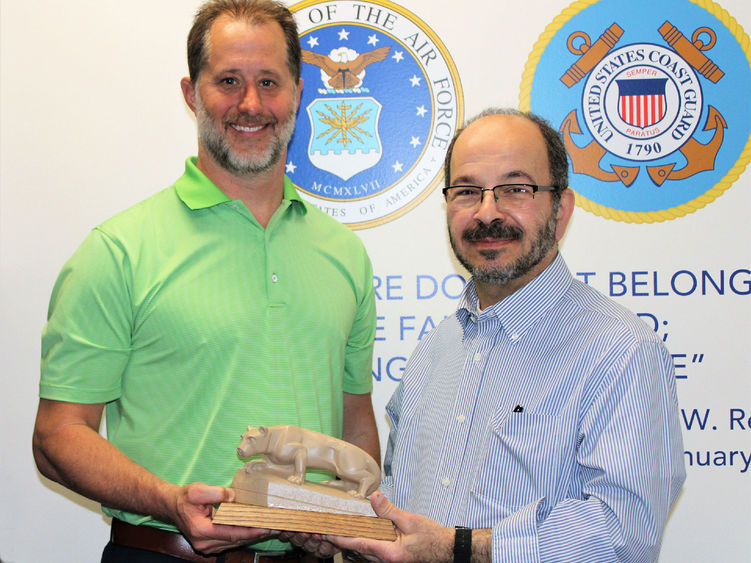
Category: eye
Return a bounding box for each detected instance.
[454,186,480,197]
[219,76,239,87]
[259,78,276,88]
[503,184,533,195]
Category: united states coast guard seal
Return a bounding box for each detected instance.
[288,0,463,228]
[521,0,751,222]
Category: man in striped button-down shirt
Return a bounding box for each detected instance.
[303,108,685,562]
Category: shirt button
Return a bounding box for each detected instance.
[441,478,451,487]
[271,274,279,283]
[456,414,466,423]
[473,353,482,363]
[510,333,520,341]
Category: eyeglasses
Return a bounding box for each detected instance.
[442,184,559,208]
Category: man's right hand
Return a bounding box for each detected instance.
[171,482,274,554]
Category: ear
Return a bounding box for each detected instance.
[259,426,268,435]
[555,188,576,242]
[295,78,303,112]
[181,77,197,114]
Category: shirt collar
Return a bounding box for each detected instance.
[174,157,307,214]
[456,253,573,337]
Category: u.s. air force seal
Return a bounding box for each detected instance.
[521,0,751,222]
[288,0,463,228]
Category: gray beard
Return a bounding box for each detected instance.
[450,213,558,286]
[196,101,296,176]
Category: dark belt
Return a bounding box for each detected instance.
[111,519,325,563]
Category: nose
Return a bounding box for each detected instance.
[238,84,262,113]
[473,189,504,224]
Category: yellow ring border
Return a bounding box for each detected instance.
[519,0,751,223]
[289,0,464,230]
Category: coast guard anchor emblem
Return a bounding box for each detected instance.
[521,0,751,222]
[289,0,463,228]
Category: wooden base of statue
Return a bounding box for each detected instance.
[212,502,396,541]
[211,471,396,541]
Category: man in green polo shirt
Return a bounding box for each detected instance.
[32,1,379,561]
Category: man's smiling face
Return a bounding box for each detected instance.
[447,114,573,303]
[186,15,301,176]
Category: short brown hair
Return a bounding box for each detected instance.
[187,0,301,83]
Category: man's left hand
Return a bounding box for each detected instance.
[324,491,454,563]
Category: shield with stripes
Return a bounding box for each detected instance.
[615,78,668,129]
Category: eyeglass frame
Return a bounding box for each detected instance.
[442,183,561,206]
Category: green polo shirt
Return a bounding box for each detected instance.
[40,158,376,538]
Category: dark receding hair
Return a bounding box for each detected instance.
[443,108,569,201]
[187,0,301,83]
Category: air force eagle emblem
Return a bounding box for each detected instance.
[302,47,390,180]
[522,0,751,223]
[302,46,391,91]
[289,0,463,228]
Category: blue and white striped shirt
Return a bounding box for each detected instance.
[380,255,685,562]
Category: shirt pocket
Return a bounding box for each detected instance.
[470,412,573,516]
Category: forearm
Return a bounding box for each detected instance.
[33,399,268,554]
[33,399,179,524]
[432,527,492,563]
[34,417,178,523]
[342,391,381,464]
[471,529,492,562]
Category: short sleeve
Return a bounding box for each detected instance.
[40,228,132,403]
[341,245,376,394]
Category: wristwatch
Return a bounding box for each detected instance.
[454,526,472,563]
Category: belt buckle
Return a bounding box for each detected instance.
[251,549,298,562]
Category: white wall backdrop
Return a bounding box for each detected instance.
[1,0,749,561]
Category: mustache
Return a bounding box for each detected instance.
[227,112,275,126]
[462,220,523,242]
